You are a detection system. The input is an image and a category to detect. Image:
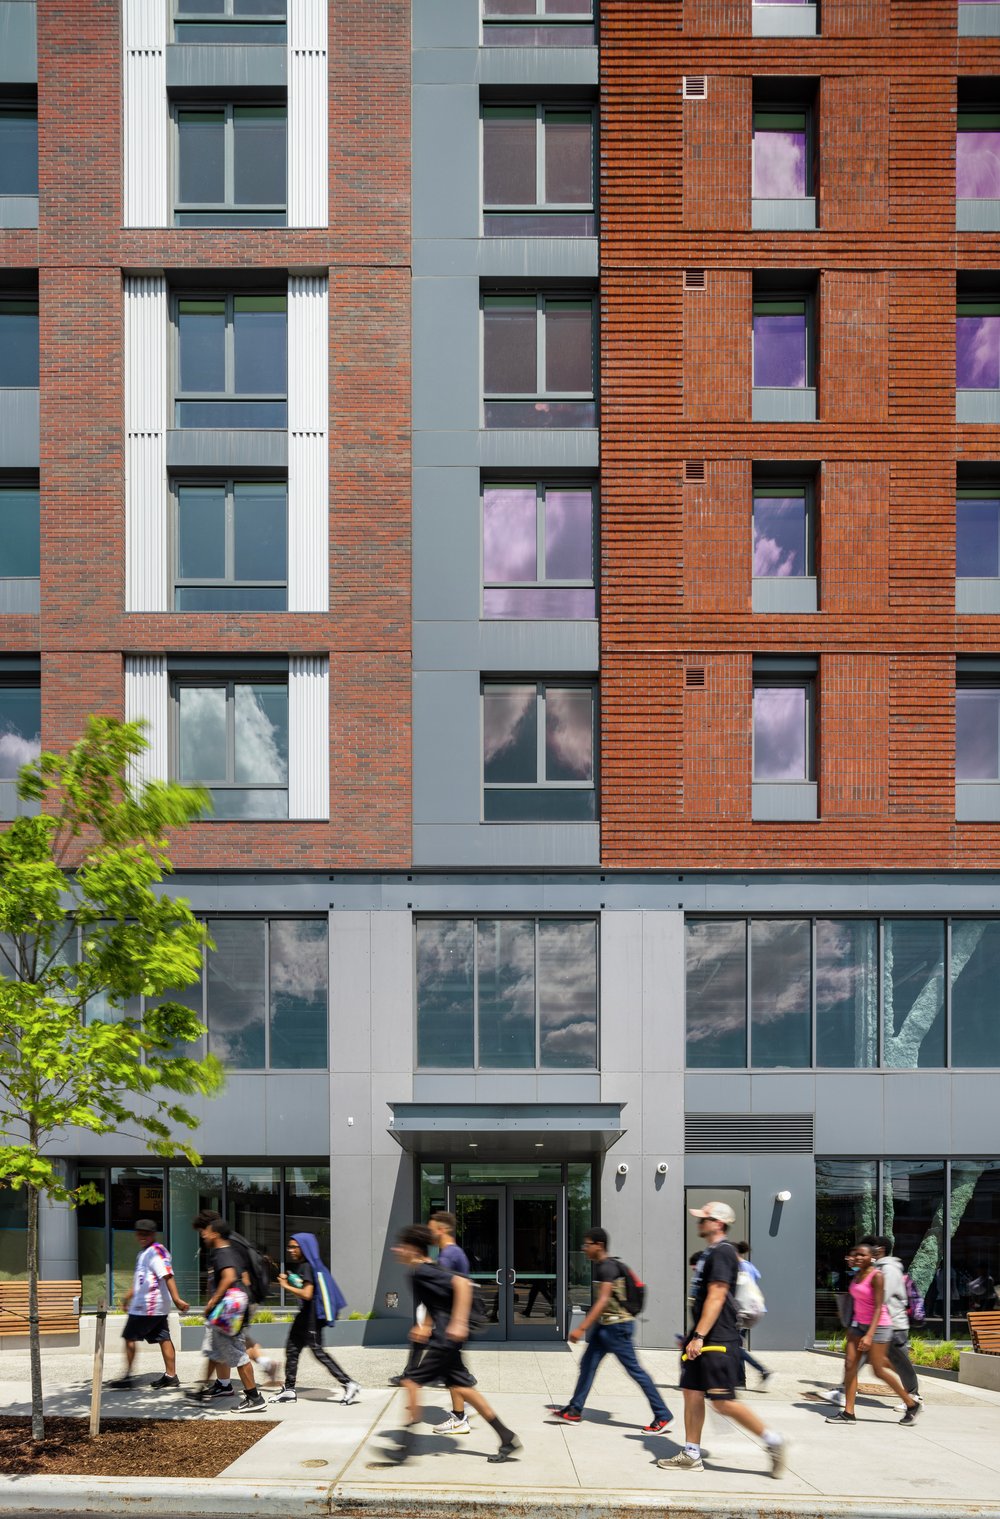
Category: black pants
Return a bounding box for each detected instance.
[403,1338,425,1377]
[284,1317,350,1389]
[887,1329,920,1397]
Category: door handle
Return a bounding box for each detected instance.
[495,1269,503,1285]
[508,1269,517,1285]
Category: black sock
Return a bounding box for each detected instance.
[488,1414,515,1445]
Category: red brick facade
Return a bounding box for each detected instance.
[600,0,1000,869]
[3,1,412,868]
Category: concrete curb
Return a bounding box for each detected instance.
[2,1477,1000,1519]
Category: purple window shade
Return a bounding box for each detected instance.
[545,688,593,781]
[482,23,594,41]
[957,499,1000,578]
[484,399,596,428]
[956,315,1000,389]
[957,131,1000,200]
[956,688,1000,780]
[483,587,596,617]
[545,304,593,392]
[484,0,535,12]
[483,302,537,393]
[484,212,596,237]
[483,113,536,207]
[545,116,593,204]
[753,496,808,576]
[545,0,591,11]
[483,486,537,582]
[753,312,807,388]
[483,686,537,783]
[753,130,807,199]
[753,684,808,781]
[545,488,593,578]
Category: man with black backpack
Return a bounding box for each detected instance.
[185,1211,277,1403]
[548,1228,673,1433]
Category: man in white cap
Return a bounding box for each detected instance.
[658,1200,786,1479]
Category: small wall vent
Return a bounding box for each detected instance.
[685,666,706,689]
[685,459,706,482]
[683,76,708,100]
[684,268,706,291]
[685,1114,815,1154]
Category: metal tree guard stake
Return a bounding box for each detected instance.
[89,1297,107,1439]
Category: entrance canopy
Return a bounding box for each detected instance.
[387,1103,625,1159]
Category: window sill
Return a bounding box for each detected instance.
[752,197,817,231]
[957,578,1000,614]
[957,783,1000,822]
[752,781,818,821]
[0,196,38,229]
[752,387,817,423]
[753,576,818,614]
[0,578,39,614]
[959,4,1000,35]
[752,5,818,37]
[957,390,1000,425]
[958,198,1000,231]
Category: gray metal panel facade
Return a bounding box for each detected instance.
[0,196,38,228]
[751,3,818,36]
[957,389,1000,424]
[752,387,818,423]
[751,197,817,230]
[165,428,288,469]
[956,783,1000,821]
[959,4,1000,34]
[752,576,818,613]
[0,578,39,612]
[0,388,39,467]
[165,44,287,90]
[956,578,1000,614]
[0,1,36,81]
[752,781,819,820]
[957,199,1000,231]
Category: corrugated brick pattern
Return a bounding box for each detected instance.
[683,270,752,421]
[819,654,889,816]
[682,0,744,37]
[820,270,889,423]
[827,1,891,38]
[683,76,751,231]
[684,460,752,613]
[821,75,889,232]
[682,653,751,821]
[820,462,891,615]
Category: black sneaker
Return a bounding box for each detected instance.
[487,1435,521,1464]
[107,1375,133,1389]
[900,1402,923,1425]
[825,1410,856,1425]
[231,1390,267,1413]
[208,1381,235,1399]
[151,1374,180,1389]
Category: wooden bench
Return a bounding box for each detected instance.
[968,1310,1000,1355]
[0,1280,81,1338]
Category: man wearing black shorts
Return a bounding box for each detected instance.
[658,1201,786,1479]
[391,1224,520,1465]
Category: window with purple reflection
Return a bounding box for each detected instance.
[957,494,1000,578]
[957,115,1000,200]
[956,305,1000,389]
[545,687,593,781]
[753,489,809,577]
[753,682,812,781]
[482,483,595,619]
[482,0,596,46]
[753,300,809,388]
[483,294,596,428]
[753,111,809,199]
[483,681,597,821]
[956,687,1000,780]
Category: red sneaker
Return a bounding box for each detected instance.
[643,1418,673,1434]
[548,1407,582,1423]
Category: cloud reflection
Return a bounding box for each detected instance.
[753,130,807,199]
[754,685,807,780]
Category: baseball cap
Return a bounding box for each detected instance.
[134,1218,159,1234]
[688,1200,736,1225]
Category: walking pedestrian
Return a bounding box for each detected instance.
[390,1224,520,1465]
[186,1210,277,1400]
[825,1242,921,1427]
[109,1219,189,1390]
[196,1217,266,1413]
[548,1228,673,1434]
[427,1211,475,1435]
[735,1242,771,1386]
[270,1233,360,1405]
[658,1201,787,1478]
[861,1234,921,1408]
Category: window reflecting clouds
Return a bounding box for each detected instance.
[753,683,809,780]
[482,484,595,618]
[0,686,40,781]
[545,687,593,781]
[753,494,808,576]
[956,687,1000,779]
[483,686,537,783]
[416,919,475,1067]
[478,918,536,1067]
[753,125,807,199]
[750,918,811,1067]
[816,919,879,1067]
[957,126,1000,198]
[956,311,1000,389]
[538,920,598,1067]
[686,918,747,1068]
[957,497,1000,577]
[753,306,807,388]
[484,488,537,582]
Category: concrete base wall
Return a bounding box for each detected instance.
[959,1350,1000,1391]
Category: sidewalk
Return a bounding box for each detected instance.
[2,1346,1000,1518]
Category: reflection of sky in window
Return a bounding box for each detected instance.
[234,684,288,784]
[956,314,1000,389]
[0,687,40,780]
[545,303,592,392]
[546,489,592,578]
[484,686,536,782]
[753,311,806,388]
[483,487,537,581]
[957,499,1000,578]
[956,688,1000,780]
[538,920,597,1067]
[685,919,747,1067]
[753,495,806,576]
[753,130,806,198]
[483,111,536,206]
[178,686,227,782]
[545,688,593,780]
[957,129,1000,199]
[754,684,807,780]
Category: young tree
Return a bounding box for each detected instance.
[0,718,223,1439]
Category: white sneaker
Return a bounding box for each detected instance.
[269,1387,297,1404]
[340,1380,361,1405]
[259,1358,279,1382]
[827,1388,846,1406]
[434,1413,472,1434]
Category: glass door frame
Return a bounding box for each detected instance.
[451,1183,508,1341]
[506,1181,564,1341]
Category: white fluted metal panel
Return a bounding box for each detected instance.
[288,275,329,611]
[288,656,329,819]
[288,0,328,227]
[124,655,169,787]
[125,275,168,611]
[123,0,169,228]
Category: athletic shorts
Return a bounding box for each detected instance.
[678,1337,744,1401]
[122,1313,171,1344]
[850,1323,893,1344]
[406,1340,477,1390]
[208,1324,250,1369]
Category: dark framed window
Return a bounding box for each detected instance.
[0,298,38,388]
[0,674,40,785]
[0,484,40,581]
[753,296,812,390]
[174,0,287,43]
[753,674,814,781]
[173,479,288,610]
[482,680,596,821]
[752,107,811,200]
[482,0,595,47]
[957,487,1000,577]
[415,916,598,1069]
[956,680,1000,780]
[753,480,813,578]
[482,106,595,236]
[957,300,1000,391]
[482,292,596,428]
[482,481,596,618]
[174,292,287,429]
[172,674,289,818]
[957,109,1000,201]
[175,105,287,227]
[0,109,37,197]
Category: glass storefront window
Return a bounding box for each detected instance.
[168,1166,223,1304]
[951,920,1000,1067]
[815,1160,878,1337]
[566,1161,592,1318]
[420,1164,447,1221]
[883,1161,947,1337]
[0,1184,27,1281]
[226,1166,281,1299]
[686,919,747,1068]
[285,1167,331,1270]
[816,919,878,1067]
[110,1168,165,1308]
[750,918,811,1067]
[77,1168,109,1307]
[883,920,946,1069]
[951,1161,1000,1337]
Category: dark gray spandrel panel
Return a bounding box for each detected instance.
[165,428,287,469]
[479,47,598,88]
[166,44,287,91]
[0,388,38,467]
[413,670,482,824]
[0,2,36,83]
[412,821,600,867]
[414,619,599,673]
[412,465,480,622]
[814,1073,884,1154]
[413,85,479,241]
[413,276,480,432]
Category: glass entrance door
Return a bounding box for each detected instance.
[454,1186,507,1341]
[453,1182,564,1340]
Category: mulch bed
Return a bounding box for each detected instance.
[0,1416,277,1477]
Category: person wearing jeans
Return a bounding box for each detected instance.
[549,1228,672,1432]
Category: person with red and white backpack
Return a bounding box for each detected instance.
[110,1219,189,1391]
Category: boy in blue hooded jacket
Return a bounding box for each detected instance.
[271,1233,360,1405]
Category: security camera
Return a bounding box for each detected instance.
[617,1162,629,1176]
[656,1162,669,1176]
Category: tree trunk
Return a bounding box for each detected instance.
[26,1181,44,1441]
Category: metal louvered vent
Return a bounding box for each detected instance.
[684,268,706,291]
[685,666,706,688]
[685,1114,815,1154]
[683,76,708,100]
[685,458,706,482]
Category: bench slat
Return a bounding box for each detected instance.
[0,1280,82,1338]
[968,1311,1000,1355]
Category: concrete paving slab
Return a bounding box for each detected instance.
[222,1393,394,1481]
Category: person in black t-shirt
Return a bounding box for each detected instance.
[189,1219,266,1414]
[269,1236,357,1404]
[657,1202,786,1478]
[389,1224,521,1466]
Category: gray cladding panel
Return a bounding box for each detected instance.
[0,578,38,612]
[479,48,599,88]
[957,390,1000,424]
[956,783,1000,821]
[413,85,480,241]
[478,429,599,470]
[412,465,480,622]
[957,200,1000,231]
[752,387,817,423]
[0,196,38,228]
[0,782,39,821]
[753,577,818,614]
[0,2,36,81]
[751,4,818,35]
[685,1073,752,1113]
[882,1074,951,1153]
[957,578,1000,613]
[413,0,480,49]
[414,238,599,280]
[264,1073,331,1152]
[752,781,818,821]
[752,198,817,231]
[412,670,482,824]
[165,44,287,90]
[412,821,600,867]
[166,429,288,469]
[950,1075,1000,1150]
[814,1073,885,1154]
[412,276,480,433]
[0,389,39,468]
[413,618,599,672]
[959,5,1000,34]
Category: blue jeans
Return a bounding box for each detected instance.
[569,1320,671,1422]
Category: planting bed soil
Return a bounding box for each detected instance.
[0,1416,277,1477]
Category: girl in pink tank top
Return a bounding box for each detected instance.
[826,1243,920,1427]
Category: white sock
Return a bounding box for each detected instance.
[762,1429,782,1448]
[684,1443,701,1458]
[217,1378,231,1388]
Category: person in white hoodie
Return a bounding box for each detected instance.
[863,1235,920,1404]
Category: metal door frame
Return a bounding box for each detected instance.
[452,1183,508,1341]
[506,1181,565,1342]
